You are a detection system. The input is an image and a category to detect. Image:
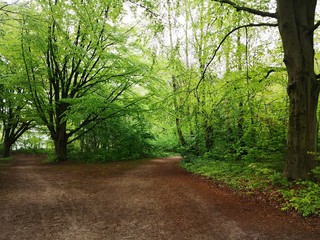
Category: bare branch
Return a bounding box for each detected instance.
[213,0,277,19]
[264,69,275,79]
[13,120,35,142]
[198,22,278,90]
[312,20,320,33]
[0,0,19,11]
[0,0,22,15]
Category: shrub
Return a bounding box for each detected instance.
[280,181,320,217]
[180,157,320,217]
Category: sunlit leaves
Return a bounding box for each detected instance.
[18,0,157,160]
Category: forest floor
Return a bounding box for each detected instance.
[0,154,320,240]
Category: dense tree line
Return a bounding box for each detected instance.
[0,0,319,180]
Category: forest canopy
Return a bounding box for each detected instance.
[0,0,320,181]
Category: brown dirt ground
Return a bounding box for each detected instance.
[0,154,319,240]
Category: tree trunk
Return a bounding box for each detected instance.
[277,0,320,179]
[2,127,14,157]
[204,124,214,151]
[54,136,68,162]
[1,120,32,158]
[2,140,12,158]
[176,117,186,147]
[54,123,68,162]
[172,77,186,147]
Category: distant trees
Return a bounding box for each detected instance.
[75,114,154,161]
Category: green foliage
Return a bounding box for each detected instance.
[19,0,157,160]
[150,131,179,157]
[281,181,320,217]
[181,157,320,217]
[69,115,155,162]
[311,166,320,181]
[0,156,11,163]
[42,151,59,163]
[0,4,37,157]
[180,157,289,190]
[0,0,315,186]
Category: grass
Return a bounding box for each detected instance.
[0,156,12,176]
[0,156,11,164]
[180,157,320,217]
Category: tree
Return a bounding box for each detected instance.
[21,0,149,161]
[211,0,320,179]
[0,85,34,157]
[0,3,35,157]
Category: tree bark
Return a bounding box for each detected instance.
[172,77,186,147]
[176,117,186,147]
[54,134,68,162]
[2,127,13,158]
[277,0,320,179]
[204,124,214,151]
[2,140,12,158]
[212,0,320,179]
[1,120,32,158]
[53,122,68,162]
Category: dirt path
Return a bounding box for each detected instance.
[0,154,319,240]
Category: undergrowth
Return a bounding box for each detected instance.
[0,156,11,163]
[180,157,320,217]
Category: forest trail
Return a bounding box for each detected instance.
[0,154,319,240]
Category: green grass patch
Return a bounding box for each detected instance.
[0,156,12,175]
[0,156,11,164]
[180,157,320,217]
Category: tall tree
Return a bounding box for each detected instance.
[0,86,34,157]
[22,0,148,161]
[212,0,320,179]
[0,3,35,157]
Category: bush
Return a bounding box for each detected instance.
[280,181,320,217]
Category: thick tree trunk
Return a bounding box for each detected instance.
[284,76,319,179]
[2,140,12,158]
[2,127,14,157]
[277,0,320,179]
[54,123,68,162]
[1,120,32,158]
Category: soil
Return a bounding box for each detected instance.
[0,154,319,240]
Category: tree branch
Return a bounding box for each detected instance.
[127,0,159,19]
[13,120,35,143]
[213,0,277,19]
[198,22,278,89]
[0,0,20,14]
[67,98,144,144]
[264,69,275,79]
[311,20,320,33]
